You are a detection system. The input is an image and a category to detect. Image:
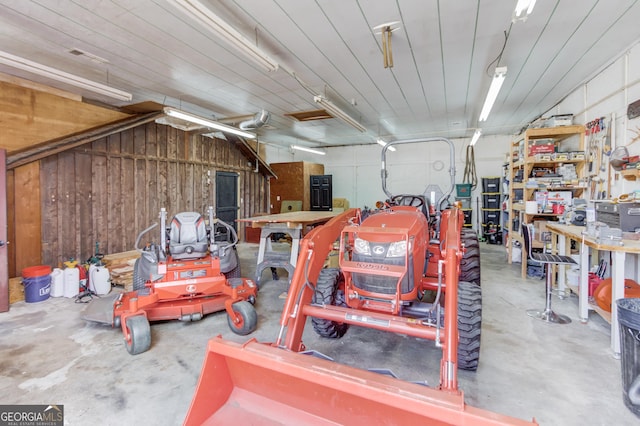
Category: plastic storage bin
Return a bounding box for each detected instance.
[482,209,500,224]
[456,184,472,198]
[482,177,500,193]
[456,198,472,209]
[482,194,501,210]
[463,210,472,225]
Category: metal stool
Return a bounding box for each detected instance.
[522,224,576,324]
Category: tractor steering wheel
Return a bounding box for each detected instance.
[391,194,426,208]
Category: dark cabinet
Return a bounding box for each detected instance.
[310,175,332,211]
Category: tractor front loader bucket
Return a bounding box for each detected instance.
[184,337,538,426]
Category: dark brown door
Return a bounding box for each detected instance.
[0,150,8,312]
[216,171,239,239]
[310,175,332,211]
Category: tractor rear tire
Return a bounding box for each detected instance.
[133,258,146,291]
[460,229,481,286]
[457,281,482,371]
[124,315,151,355]
[227,301,258,335]
[311,268,349,338]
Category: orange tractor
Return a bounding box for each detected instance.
[83,207,258,355]
[184,138,537,425]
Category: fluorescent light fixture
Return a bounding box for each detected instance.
[478,66,507,122]
[163,107,256,139]
[376,139,396,151]
[313,95,367,133]
[0,50,132,101]
[168,0,279,72]
[470,129,482,146]
[514,0,537,20]
[291,144,326,156]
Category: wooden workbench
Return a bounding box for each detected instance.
[239,210,340,229]
[546,223,640,356]
[238,211,341,286]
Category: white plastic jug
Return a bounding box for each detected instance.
[89,264,111,295]
[50,268,64,297]
[63,267,80,298]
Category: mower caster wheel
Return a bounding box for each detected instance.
[113,316,121,328]
[124,315,151,355]
[227,301,258,335]
[191,313,203,321]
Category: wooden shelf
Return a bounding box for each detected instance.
[505,125,586,275]
[525,159,585,166]
[590,302,612,324]
[524,212,562,217]
[621,169,640,181]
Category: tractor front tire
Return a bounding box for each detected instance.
[227,301,258,335]
[311,268,349,338]
[460,229,481,286]
[457,281,482,371]
[124,315,151,355]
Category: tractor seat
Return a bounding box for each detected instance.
[169,212,209,260]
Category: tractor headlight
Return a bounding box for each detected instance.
[354,238,371,255]
[387,240,408,257]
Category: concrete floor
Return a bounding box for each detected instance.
[1,242,639,425]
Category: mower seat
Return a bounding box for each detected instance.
[169,212,209,260]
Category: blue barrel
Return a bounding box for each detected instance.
[22,265,52,303]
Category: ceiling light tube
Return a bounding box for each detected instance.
[164,107,256,139]
[291,145,326,155]
[0,50,132,101]
[314,95,367,133]
[376,139,396,151]
[514,0,537,20]
[514,0,537,17]
[478,66,507,122]
[168,0,279,72]
[470,129,482,146]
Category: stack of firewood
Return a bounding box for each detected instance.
[102,250,140,291]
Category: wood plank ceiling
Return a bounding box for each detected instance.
[0,0,639,152]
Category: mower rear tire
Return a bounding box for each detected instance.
[311,268,349,338]
[124,315,151,355]
[133,258,146,291]
[227,301,258,335]
[457,281,482,371]
[460,229,481,286]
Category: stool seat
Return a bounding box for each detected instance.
[531,252,575,265]
[523,224,576,324]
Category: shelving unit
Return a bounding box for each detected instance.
[506,125,586,277]
[621,169,640,181]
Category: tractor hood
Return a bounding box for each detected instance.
[358,207,428,242]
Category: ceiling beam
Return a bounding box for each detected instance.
[7,111,163,169]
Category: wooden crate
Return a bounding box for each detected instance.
[269,161,324,213]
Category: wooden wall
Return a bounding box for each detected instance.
[9,122,269,274]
